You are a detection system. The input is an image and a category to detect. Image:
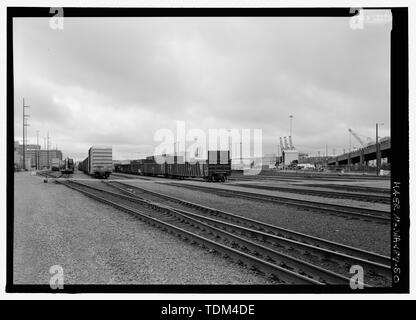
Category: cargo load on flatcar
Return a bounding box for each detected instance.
[113,150,231,182]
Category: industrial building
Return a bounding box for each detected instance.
[279,136,299,167]
[14,141,62,170]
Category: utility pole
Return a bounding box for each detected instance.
[376,123,383,176]
[376,124,379,176]
[349,131,352,153]
[240,141,242,162]
[22,98,30,171]
[277,139,280,158]
[36,130,40,170]
[47,133,49,169]
[194,137,199,158]
[227,130,232,159]
[348,131,351,167]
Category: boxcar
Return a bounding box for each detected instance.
[88,146,112,178]
[81,146,113,178]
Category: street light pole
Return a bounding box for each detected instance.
[376,123,383,176]
[47,131,50,169]
[22,98,30,171]
[227,129,231,159]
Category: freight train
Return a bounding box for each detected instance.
[79,146,113,179]
[114,150,231,182]
[51,158,61,171]
[60,157,75,174]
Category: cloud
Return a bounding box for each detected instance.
[13,15,391,159]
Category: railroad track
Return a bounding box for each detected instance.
[58,179,336,285]
[57,179,391,286]
[231,173,390,182]
[231,183,390,204]
[257,173,390,180]
[165,183,390,224]
[111,173,153,180]
[110,173,137,179]
[37,171,64,179]
[303,184,390,195]
[106,181,390,269]
[75,180,392,286]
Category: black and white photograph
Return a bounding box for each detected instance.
[4,3,411,298]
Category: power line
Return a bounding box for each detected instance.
[22,98,30,170]
[289,115,293,137]
[47,131,50,169]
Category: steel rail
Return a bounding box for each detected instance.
[57,179,324,285]
[105,181,390,279]
[107,181,391,267]
[230,174,389,182]
[233,183,390,204]
[304,184,390,195]
[166,183,390,223]
[250,173,390,180]
[80,182,356,284]
[110,173,137,179]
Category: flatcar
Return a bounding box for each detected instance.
[114,150,231,182]
[80,146,113,178]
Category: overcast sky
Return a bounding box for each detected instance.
[13,14,391,160]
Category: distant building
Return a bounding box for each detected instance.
[299,156,328,166]
[14,141,21,169]
[14,140,62,170]
[298,152,309,163]
[262,154,278,166]
[282,149,299,166]
[36,149,63,169]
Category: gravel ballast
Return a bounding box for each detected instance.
[119,179,391,256]
[13,172,273,285]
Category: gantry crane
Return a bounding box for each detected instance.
[348,128,365,148]
[348,128,375,148]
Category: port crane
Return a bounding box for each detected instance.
[348,128,374,148]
